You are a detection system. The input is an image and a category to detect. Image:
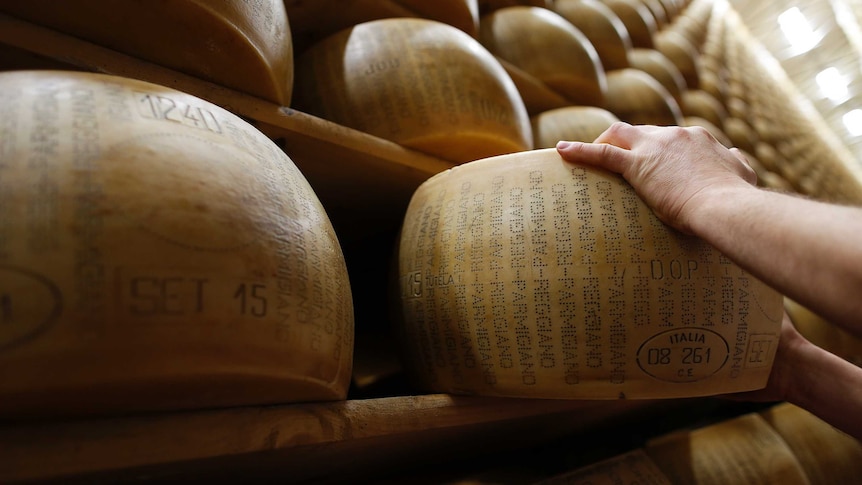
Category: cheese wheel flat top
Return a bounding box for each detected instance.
[553,0,633,71]
[646,413,810,485]
[395,148,783,399]
[605,68,684,126]
[293,18,532,164]
[0,0,294,105]
[0,71,354,417]
[532,106,619,147]
[479,6,607,107]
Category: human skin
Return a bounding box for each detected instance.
[557,123,862,440]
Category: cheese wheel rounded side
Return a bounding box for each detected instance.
[0,71,354,417]
[531,106,619,147]
[680,89,727,128]
[553,0,633,71]
[605,0,658,49]
[627,48,687,103]
[605,68,684,126]
[293,18,533,164]
[654,30,700,89]
[0,0,294,105]
[646,413,810,485]
[761,402,862,485]
[479,7,607,107]
[395,148,783,399]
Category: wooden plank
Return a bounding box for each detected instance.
[0,395,658,483]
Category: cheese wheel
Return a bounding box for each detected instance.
[605,68,684,126]
[722,117,758,155]
[538,450,671,484]
[680,89,727,128]
[479,7,607,107]
[786,299,862,367]
[627,48,686,104]
[604,0,658,49]
[395,148,783,399]
[0,71,354,417]
[653,30,700,89]
[761,403,862,485]
[553,0,633,71]
[0,0,294,105]
[293,18,532,164]
[646,413,811,485]
[697,70,726,104]
[638,0,668,27]
[532,106,620,147]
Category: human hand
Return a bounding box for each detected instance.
[556,123,758,234]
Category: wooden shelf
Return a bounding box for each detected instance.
[0,395,671,483]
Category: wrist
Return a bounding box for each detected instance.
[684,182,762,240]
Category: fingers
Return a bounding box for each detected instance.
[556,139,632,175]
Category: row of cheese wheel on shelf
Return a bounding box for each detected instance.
[538,403,862,485]
[0,0,790,417]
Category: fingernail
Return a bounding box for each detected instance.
[556,141,573,150]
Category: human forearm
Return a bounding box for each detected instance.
[688,186,862,330]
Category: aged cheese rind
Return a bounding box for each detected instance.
[479,6,607,107]
[294,18,532,164]
[0,0,294,105]
[396,148,783,399]
[532,106,620,148]
[554,0,632,71]
[605,68,684,126]
[0,71,354,417]
[647,413,810,484]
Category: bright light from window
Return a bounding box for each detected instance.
[778,7,819,54]
[816,67,849,101]
[843,109,862,136]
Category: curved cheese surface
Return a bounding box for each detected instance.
[605,68,684,126]
[532,106,619,148]
[0,71,354,417]
[554,0,633,71]
[395,148,783,399]
[0,0,294,105]
[294,18,532,164]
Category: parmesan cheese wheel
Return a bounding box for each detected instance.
[786,299,862,367]
[532,106,620,147]
[653,30,700,89]
[553,0,633,71]
[395,148,783,399]
[605,68,684,126]
[627,48,686,104]
[293,18,532,164]
[604,0,658,48]
[761,403,862,485]
[722,117,758,155]
[0,0,294,105]
[646,413,811,485]
[0,71,354,417]
[538,450,671,484]
[479,7,607,107]
[680,89,727,128]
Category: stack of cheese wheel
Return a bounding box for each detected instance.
[538,450,672,484]
[653,30,700,89]
[627,47,686,104]
[0,71,354,418]
[0,0,295,105]
[395,148,783,399]
[645,413,810,484]
[554,0,632,71]
[479,6,607,108]
[293,18,532,164]
[761,403,862,485]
